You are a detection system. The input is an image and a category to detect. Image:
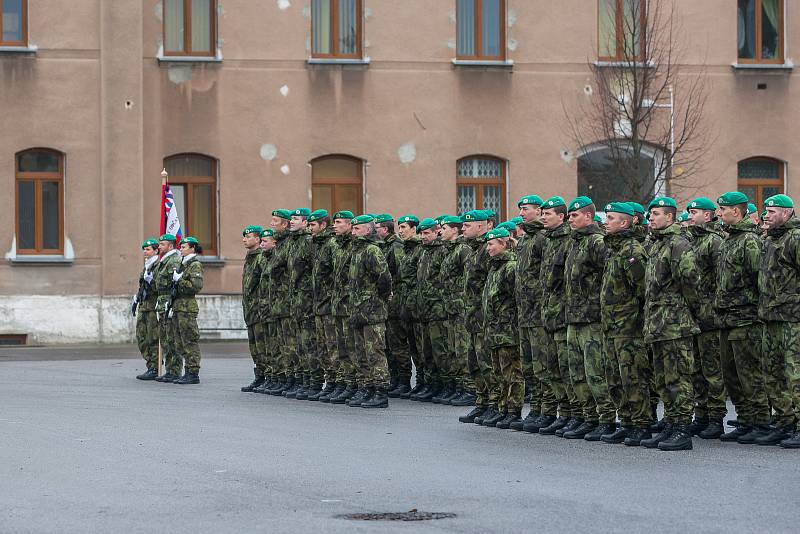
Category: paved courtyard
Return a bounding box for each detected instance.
[1,343,798,533]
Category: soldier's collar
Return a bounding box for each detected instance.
[181,253,197,264]
[161,249,179,260]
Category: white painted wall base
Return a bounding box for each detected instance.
[0,295,247,344]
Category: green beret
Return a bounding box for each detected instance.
[374,213,393,224]
[716,192,749,207]
[676,211,689,223]
[159,233,177,242]
[518,195,544,208]
[483,210,497,221]
[418,218,438,231]
[496,221,517,232]
[260,228,274,238]
[243,225,264,236]
[397,214,420,225]
[761,210,767,220]
[687,197,717,211]
[648,197,678,211]
[542,196,566,209]
[568,196,594,212]
[351,214,375,225]
[332,210,355,221]
[142,238,159,249]
[764,194,794,209]
[604,202,634,216]
[484,227,511,241]
[462,210,489,222]
[272,209,292,221]
[180,236,200,246]
[593,214,603,223]
[308,209,328,222]
[747,203,757,215]
[510,216,523,224]
[441,215,463,226]
[627,202,645,216]
[435,214,449,224]
[292,207,311,217]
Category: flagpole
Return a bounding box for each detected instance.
[157,168,168,377]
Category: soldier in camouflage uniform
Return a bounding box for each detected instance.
[154,233,183,382]
[684,198,728,437]
[264,210,294,395]
[254,229,279,393]
[346,215,393,408]
[376,214,412,395]
[308,209,340,401]
[240,225,267,392]
[439,215,475,406]
[598,203,651,446]
[134,238,160,380]
[641,197,700,451]
[394,215,424,399]
[172,236,204,384]
[563,197,616,441]
[759,194,800,448]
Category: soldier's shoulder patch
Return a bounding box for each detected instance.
[628,257,637,264]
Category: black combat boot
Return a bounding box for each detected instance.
[441,387,462,405]
[388,378,411,398]
[176,371,200,385]
[755,425,794,446]
[267,377,288,395]
[496,411,522,430]
[474,406,498,425]
[308,383,332,401]
[449,390,477,407]
[688,417,709,436]
[514,412,540,432]
[432,383,455,404]
[482,410,507,428]
[563,421,597,439]
[554,417,583,437]
[282,378,301,398]
[241,369,264,392]
[137,369,158,381]
[406,382,426,400]
[459,406,487,424]
[698,418,724,439]
[648,419,667,433]
[623,428,652,446]
[658,424,693,451]
[601,426,631,444]
[525,414,556,433]
[409,384,430,401]
[585,422,616,442]
[253,377,272,394]
[347,387,369,407]
[362,388,389,409]
[641,423,674,449]
[779,431,800,449]
[720,425,751,442]
[416,384,440,403]
[539,416,569,435]
[388,377,399,393]
[737,424,772,444]
[330,385,356,405]
[320,384,344,403]
[155,372,176,383]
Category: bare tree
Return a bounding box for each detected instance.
[563,0,714,206]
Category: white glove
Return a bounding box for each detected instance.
[172,269,183,282]
[143,272,154,283]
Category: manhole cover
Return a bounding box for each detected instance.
[336,511,456,522]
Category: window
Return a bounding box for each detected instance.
[311,0,363,59]
[15,149,64,255]
[738,0,784,63]
[598,0,645,61]
[164,154,217,255]
[163,0,216,56]
[1,0,27,46]
[311,155,363,215]
[738,157,784,209]
[457,156,506,220]
[577,145,660,209]
[457,0,505,60]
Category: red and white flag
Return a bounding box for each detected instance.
[160,183,183,241]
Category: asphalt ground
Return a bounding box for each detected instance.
[1,344,799,533]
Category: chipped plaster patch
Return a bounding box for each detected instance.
[277,0,291,10]
[281,165,291,175]
[583,84,594,96]
[167,64,193,84]
[560,149,574,164]
[446,38,456,50]
[364,39,370,48]
[217,3,225,16]
[260,144,278,161]
[398,142,417,164]
[154,1,163,21]
[364,6,372,19]
[305,35,311,51]
[507,38,518,52]
[448,10,456,24]
[302,5,310,18]
[507,9,517,28]
[279,84,290,97]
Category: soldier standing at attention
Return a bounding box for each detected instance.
[393,215,424,399]
[264,209,294,395]
[254,229,278,393]
[641,197,700,451]
[134,238,160,381]
[308,209,338,400]
[172,236,204,385]
[285,208,315,400]
[240,225,266,392]
[154,234,182,383]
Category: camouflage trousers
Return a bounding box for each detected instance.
[386,318,414,384]
[422,321,450,387]
[136,310,159,370]
[246,322,267,377]
[553,329,578,418]
[297,317,320,387]
[158,314,182,376]
[316,315,339,385]
[277,317,298,379]
[720,324,770,426]
[467,331,495,408]
[353,323,390,389]
[410,322,427,386]
[692,330,727,421]
[174,311,201,373]
[334,316,357,387]
[491,345,525,414]
[650,336,695,425]
[762,322,799,427]
[566,323,616,423]
[445,317,471,390]
[648,346,661,421]
[604,336,651,427]
[261,321,278,378]
[520,326,552,415]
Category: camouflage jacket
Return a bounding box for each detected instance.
[287,229,314,319]
[331,233,354,318]
[379,233,405,319]
[242,248,263,326]
[759,217,800,323]
[312,228,337,316]
[600,230,646,338]
[348,234,392,326]
[633,224,650,245]
[269,230,292,319]
[515,220,548,327]
[684,222,724,331]
[564,223,607,325]
[643,224,700,343]
[416,239,448,322]
[463,234,490,334]
[441,237,471,319]
[540,222,571,333]
[258,248,274,323]
[136,257,159,312]
[154,249,182,313]
[173,255,204,313]
[396,236,423,321]
[482,250,518,349]
[715,218,762,328]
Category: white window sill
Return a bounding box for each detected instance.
[8,255,73,265]
[731,62,794,71]
[0,44,38,54]
[593,60,656,69]
[307,57,371,66]
[198,256,226,267]
[157,50,223,63]
[452,58,514,69]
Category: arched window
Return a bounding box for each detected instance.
[577,144,663,209]
[457,156,506,220]
[15,148,64,254]
[164,153,217,255]
[311,155,363,215]
[738,157,784,209]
